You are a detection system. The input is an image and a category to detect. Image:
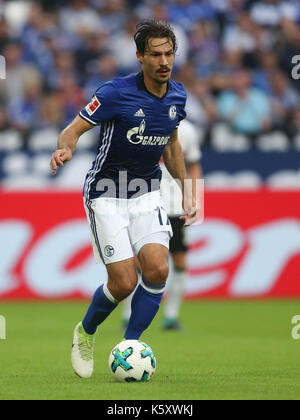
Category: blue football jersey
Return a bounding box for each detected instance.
[79,72,186,199]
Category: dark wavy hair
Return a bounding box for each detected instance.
[134,19,177,56]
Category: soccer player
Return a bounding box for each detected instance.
[50,20,199,379]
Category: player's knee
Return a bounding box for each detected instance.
[144,260,169,285]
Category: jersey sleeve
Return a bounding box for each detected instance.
[79,82,119,125]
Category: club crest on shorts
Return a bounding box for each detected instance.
[104,245,114,257]
[169,105,176,120]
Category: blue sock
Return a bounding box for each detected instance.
[124,276,165,340]
[82,283,118,335]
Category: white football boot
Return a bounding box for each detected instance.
[71,322,95,378]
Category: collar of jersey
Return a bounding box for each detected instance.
[136,72,172,100]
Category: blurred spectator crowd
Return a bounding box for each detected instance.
[0,0,300,188]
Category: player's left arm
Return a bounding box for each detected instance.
[162,129,200,226]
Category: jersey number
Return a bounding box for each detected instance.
[155,207,170,226]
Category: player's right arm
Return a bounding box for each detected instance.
[51,82,119,175]
[50,115,94,175]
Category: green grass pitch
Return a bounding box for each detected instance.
[0,300,300,400]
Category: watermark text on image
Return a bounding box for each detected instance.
[0,55,6,79]
[291,55,300,80]
[291,315,300,340]
[95,172,205,224]
[107,404,194,417]
[0,315,6,339]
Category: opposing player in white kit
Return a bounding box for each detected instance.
[50,20,200,379]
[161,118,202,329]
[121,119,202,330]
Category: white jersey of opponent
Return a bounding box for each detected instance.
[160,119,201,217]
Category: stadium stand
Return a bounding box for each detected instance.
[0,0,300,189]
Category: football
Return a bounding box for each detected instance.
[108,340,156,382]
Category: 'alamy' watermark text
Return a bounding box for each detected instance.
[291,55,300,80]
[94,172,205,224]
[0,55,6,79]
[291,315,300,340]
[0,315,6,339]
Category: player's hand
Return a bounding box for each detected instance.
[180,204,200,227]
[50,148,72,175]
[180,190,200,227]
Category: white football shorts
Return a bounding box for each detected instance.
[84,191,173,265]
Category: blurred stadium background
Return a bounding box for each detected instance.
[1,0,300,301]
